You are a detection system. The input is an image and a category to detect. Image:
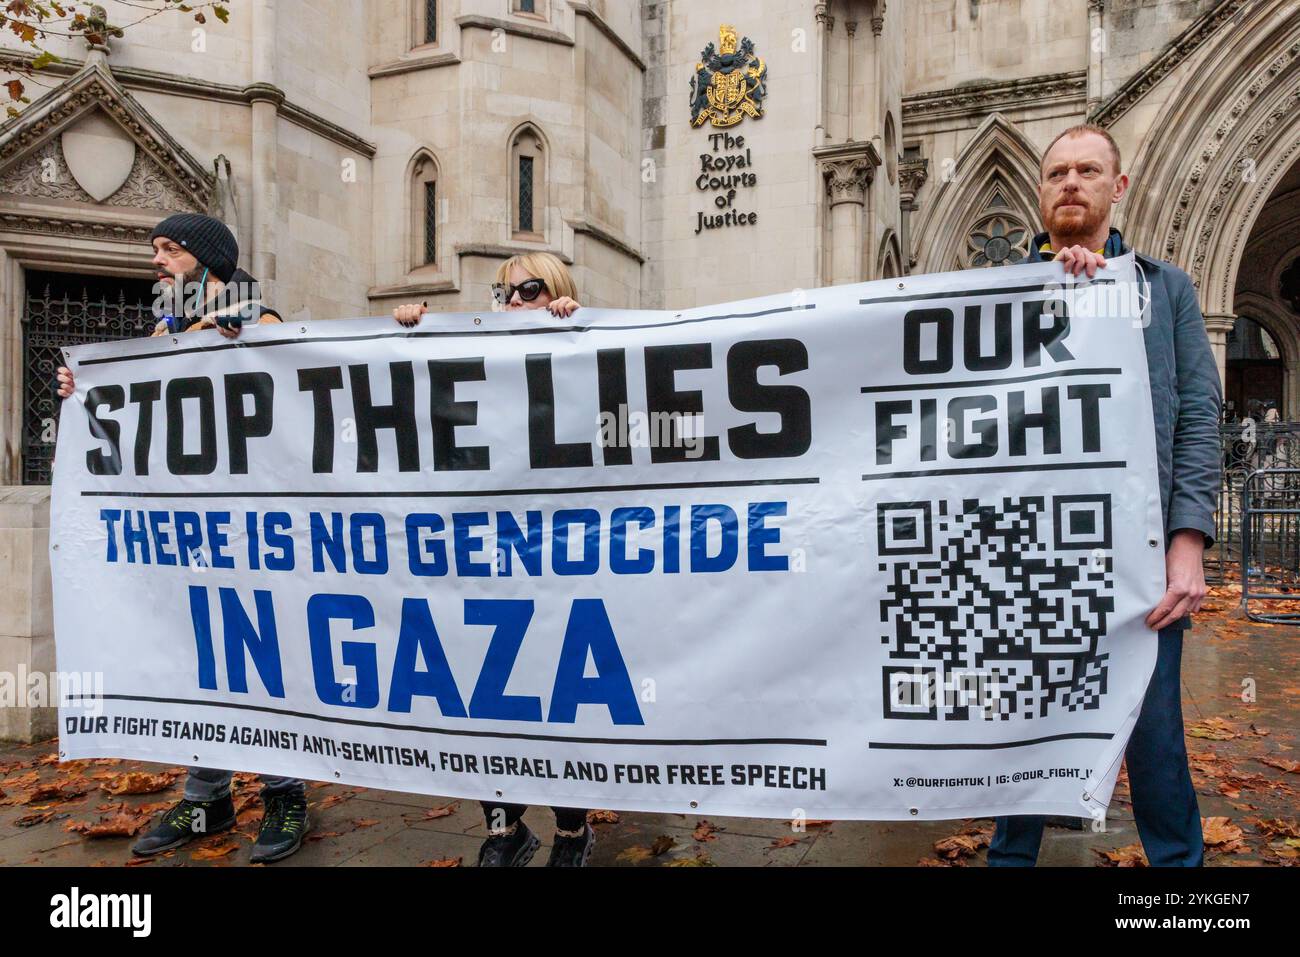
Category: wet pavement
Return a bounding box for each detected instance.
[2,584,1296,867]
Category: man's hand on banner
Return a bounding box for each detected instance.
[1053,245,1107,278]
[1145,529,1207,630]
[54,365,75,399]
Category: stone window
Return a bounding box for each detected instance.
[963,190,1031,268]
[884,112,897,186]
[413,0,438,48]
[511,127,545,239]
[513,0,545,19]
[518,157,534,233]
[410,151,440,269]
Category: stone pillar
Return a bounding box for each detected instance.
[1204,314,1236,392]
[247,0,280,289]
[0,486,55,743]
[899,157,929,275]
[814,3,831,147]
[1086,0,1105,115]
[844,19,857,143]
[816,142,880,286]
[829,181,865,286]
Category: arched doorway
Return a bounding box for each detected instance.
[1232,156,1300,419]
[1224,316,1284,422]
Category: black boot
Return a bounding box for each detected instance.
[250,792,310,864]
[131,795,236,857]
[546,824,595,867]
[477,822,540,867]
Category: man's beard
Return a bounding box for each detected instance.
[160,269,208,317]
[1045,199,1107,245]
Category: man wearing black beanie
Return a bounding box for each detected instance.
[55,213,285,394]
[52,214,310,864]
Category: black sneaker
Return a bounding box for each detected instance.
[131,795,236,857]
[477,822,540,867]
[250,792,310,864]
[546,824,595,867]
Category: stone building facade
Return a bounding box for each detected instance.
[0,0,1298,738]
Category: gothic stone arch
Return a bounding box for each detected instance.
[910,112,1041,274]
[1121,1,1300,316]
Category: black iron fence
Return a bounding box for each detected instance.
[22,273,156,485]
[1211,422,1300,620]
[1240,468,1300,622]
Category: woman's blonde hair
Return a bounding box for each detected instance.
[495,252,577,301]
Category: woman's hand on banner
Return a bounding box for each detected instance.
[394,302,428,327]
[1053,246,1107,278]
[1145,530,1207,630]
[548,296,581,318]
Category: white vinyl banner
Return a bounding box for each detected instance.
[51,255,1164,821]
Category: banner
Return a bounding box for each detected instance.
[51,255,1164,821]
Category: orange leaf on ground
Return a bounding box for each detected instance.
[66,811,151,838]
[15,810,59,827]
[1186,718,1238,741]
[1258,756,1300,774]
[353,818,380,828]
[1248,817,1300,839]
[1202,817,1248,855]
[692,820,720,842]
[191,842,238,861]
[101,771,176,796]
[586,809,619,824]
[768,836,800,849]
[786,819,833,830]
[650,834,676,856]
[426,857,461,867]
[1095,844,1148,867]
[20,782,87,805]
[421,802,459,820]
[933,829,991,863]
[616,845,654,864]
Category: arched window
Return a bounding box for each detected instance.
[410,151,439,270]
[884,112,898,186]
[510,126,546,239]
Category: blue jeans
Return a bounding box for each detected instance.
[183,767,305,802]
[989,627,1202,866]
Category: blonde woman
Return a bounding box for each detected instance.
[393,252,593,866]
[392,251,580,325]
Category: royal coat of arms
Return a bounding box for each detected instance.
[690,24,768,129]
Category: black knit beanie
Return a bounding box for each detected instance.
[150,213,239,283]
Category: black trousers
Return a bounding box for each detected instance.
[481,802,587,833]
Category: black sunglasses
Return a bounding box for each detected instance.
[492,277,548,305]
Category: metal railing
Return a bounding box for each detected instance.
[1208,422,1300,585]
[1240,467,1300,622]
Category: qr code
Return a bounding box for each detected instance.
[877,495,1115,721]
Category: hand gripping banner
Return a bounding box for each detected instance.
[51,255,1164,820]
